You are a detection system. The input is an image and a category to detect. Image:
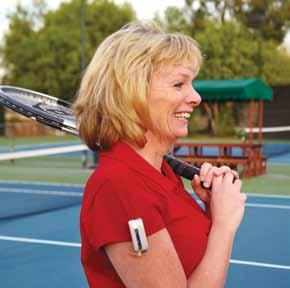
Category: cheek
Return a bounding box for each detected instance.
[148,90,169,117]
[147,89,184,131]
[151,103,180,134]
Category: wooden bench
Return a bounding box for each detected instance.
[173,142,267,178]
[175,155,249,177]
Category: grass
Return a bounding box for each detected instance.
[0,135,78,147]
[183,163,290,196]
[180,135,242,143]
[0,136,289,193]
[182,132,290,143]
[1,156,289,195]
[241,163,290,195]
[0,156,92,185]
[1,135,289,147]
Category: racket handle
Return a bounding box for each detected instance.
[164,154,200,180]
[164,154,211,190]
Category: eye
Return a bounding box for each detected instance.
[174,82,184,89]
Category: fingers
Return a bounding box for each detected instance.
[191,175,210,203]
[200,163,217,188]
[230,169,239,179]
[193,174,200,186]
[223,170,235,185]
[199,162,212,182]
[200,163,239,189]
[212,173,223,188]
[213,171,241,191]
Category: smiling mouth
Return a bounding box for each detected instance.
[173,112,191,120]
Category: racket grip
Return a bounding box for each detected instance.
[164,154,200,180]
[164,154,210,189]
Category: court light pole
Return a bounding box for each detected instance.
[80,0,89,167]
[257,22,264,77]
[249,11,265,77]
[80,0,86,74]
[247,11,265,144]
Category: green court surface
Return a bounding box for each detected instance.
[182,163,290,196]
[0,155,289,196]
[241,164,290,195]
[0,135,77,146]
[0,136,289,195]
[0,156,92,185]
[0,135,91,184]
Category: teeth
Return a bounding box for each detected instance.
[174,112,191,119]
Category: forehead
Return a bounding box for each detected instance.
[154,63,196,80]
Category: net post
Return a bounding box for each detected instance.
[248,99,255,144]
[258,100,264,144]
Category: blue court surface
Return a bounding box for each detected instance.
[0,181,289,288]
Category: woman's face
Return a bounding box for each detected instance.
[147,62,201,142]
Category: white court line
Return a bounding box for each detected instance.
[1,181,289,200]
[266,174,290,180]
[0,188,83,197]
[246,193,290,199]
[246,203,290,210]
[2,188,290,208]
[230,259,290,270]
[0,235,289,270]
[196,200,290,210]
[0,236,81,247]
[0,180,83,188]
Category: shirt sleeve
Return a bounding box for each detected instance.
[83,174,166,250]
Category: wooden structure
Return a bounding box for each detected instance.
[174,142,266,178]
[174,78,273,178]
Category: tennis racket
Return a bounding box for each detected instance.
[0,85,201,180]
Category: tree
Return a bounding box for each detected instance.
[180,0,290,43]
[158,1,211,36]
[1,0,135,101]
[194,21,258,80]
[226,0,290,43]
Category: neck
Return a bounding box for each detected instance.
[129,132,175,172]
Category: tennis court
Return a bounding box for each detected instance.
[0,139,289,287]
[0,181,289,287]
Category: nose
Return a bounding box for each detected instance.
[186,86,201,107]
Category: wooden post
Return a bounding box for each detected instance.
[258,100,264,144]
[248,100,255,144]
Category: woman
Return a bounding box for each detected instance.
[74,21,246,288]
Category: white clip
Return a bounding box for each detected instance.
[128,218,148,255]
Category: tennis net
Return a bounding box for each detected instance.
[243,125,290,134]
[0,144,94,219]
[242,125,290,157]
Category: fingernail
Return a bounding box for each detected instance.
[203,182,210,188]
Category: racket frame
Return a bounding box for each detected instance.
[0,85,78,136]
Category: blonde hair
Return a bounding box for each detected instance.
[73,21,202,151]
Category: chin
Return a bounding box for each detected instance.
[174,129,188,139]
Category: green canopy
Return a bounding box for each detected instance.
[192,77,273,101]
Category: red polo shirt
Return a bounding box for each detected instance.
[80,142,211,287]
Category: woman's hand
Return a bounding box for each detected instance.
[210,172,246,234]
[191,163,240,218]
[191,163,238,202]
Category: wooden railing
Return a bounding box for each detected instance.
[173,142,267,178]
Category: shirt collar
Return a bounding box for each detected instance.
[100,141,180,191]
